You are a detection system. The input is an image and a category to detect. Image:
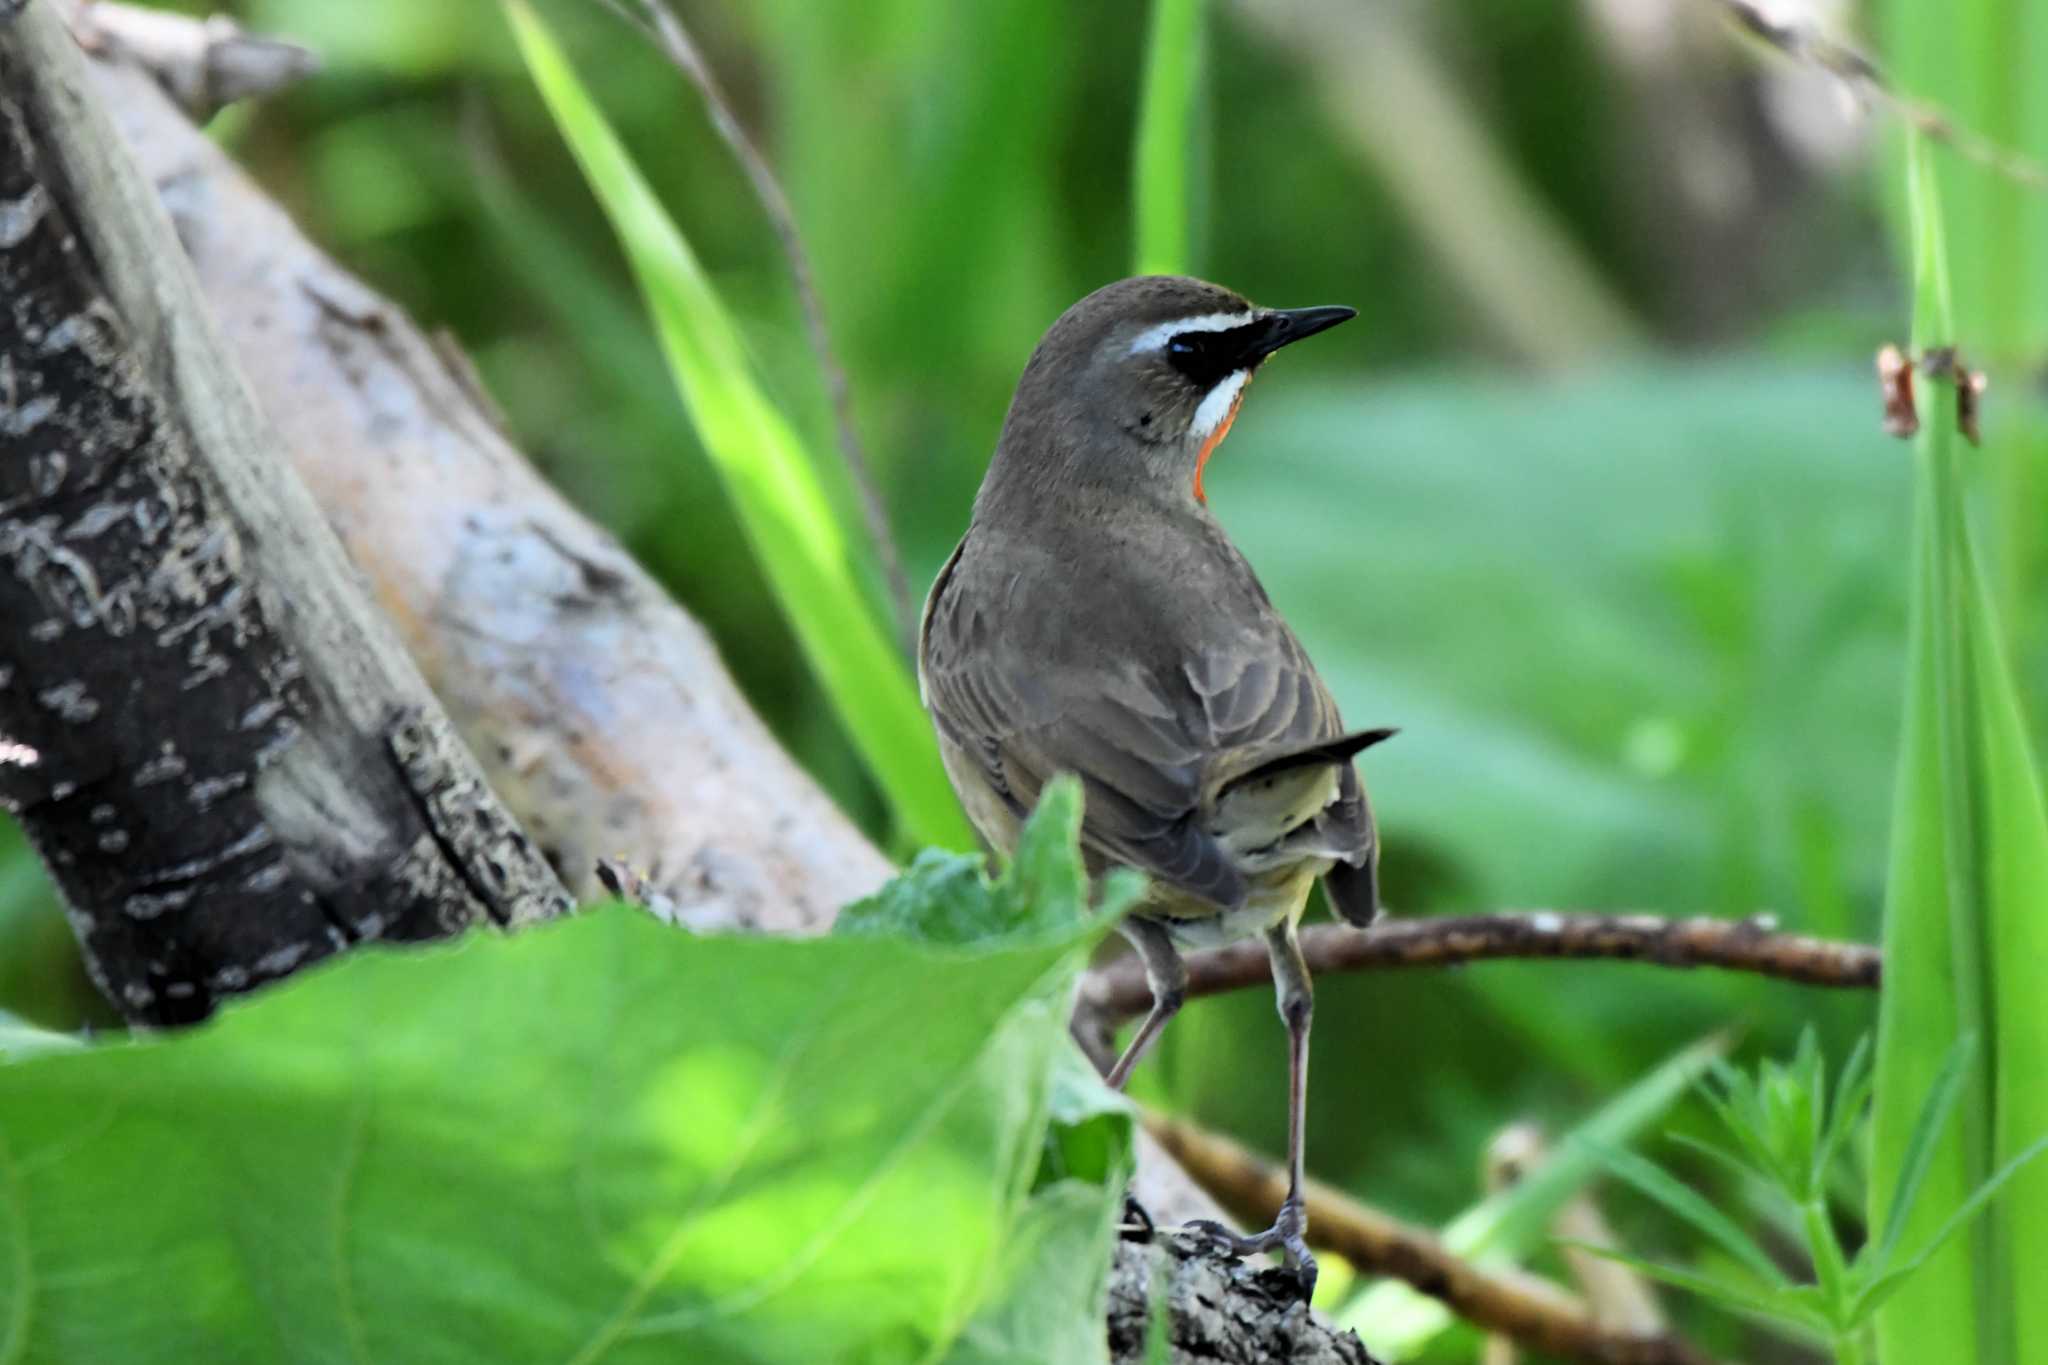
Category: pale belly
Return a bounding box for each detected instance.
[1137,861,1329,950]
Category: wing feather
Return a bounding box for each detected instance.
[921,534,1374,910]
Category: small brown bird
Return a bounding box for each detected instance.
[919,275,1389,1287]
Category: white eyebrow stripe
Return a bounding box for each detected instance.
[1189,369,1249,441]
[1127,310,1258,355]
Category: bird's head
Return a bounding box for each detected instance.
[991,275,1355,505]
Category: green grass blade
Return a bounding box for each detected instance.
[1131,0,1203,275]
[1858,1134,2048,1324]
[504,0,973,850]
[1870,126,2048,1364]
[1558,1242,1825,1336]
[1868,1034,1974,1276]
[1338,1033,1722,1356]
[1963,490,2048,1359]
[1578,1137,1790,1289]
[1815,1033,1874,1192]
[1869,130,1996,1365]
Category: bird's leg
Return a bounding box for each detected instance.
[1228,916,1310,1293]
[1104,917,1188,1090]
[1181,918,1318,1296]
[1267,916,1317,1287]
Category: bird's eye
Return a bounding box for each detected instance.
[1168,336,1196,357]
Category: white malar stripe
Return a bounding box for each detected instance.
[1127,309,1257,355]
[1189,370,1249,441]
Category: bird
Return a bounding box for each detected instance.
[918,274,1390,1290]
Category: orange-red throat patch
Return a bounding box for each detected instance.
[1193,380,1249,504]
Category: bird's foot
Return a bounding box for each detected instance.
[1177,1197,1317,1298]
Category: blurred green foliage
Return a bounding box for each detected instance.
[6,0,2048,1358]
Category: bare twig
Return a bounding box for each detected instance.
[1081,913,1879,1022]
[61,0,317,117]
[1147,1115,1719,1365]
[590,0,917,652]
[1708,0,2048,194]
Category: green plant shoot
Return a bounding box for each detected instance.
[1577,1032,2048,1365]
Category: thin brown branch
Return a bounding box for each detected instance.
[591,0,917,653]
[1708,0,2048,194]
[1082,913,1879,1022]
[1146,1114,1720,1365]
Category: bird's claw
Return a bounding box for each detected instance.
[1174,1200,1317,1299]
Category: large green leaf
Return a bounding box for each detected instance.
[0,904,1122,1364]
[504,0,972,851]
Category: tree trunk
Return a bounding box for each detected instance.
[0,1,568,1024]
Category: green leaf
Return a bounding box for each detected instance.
[1857,1133,2048,1325]
[836,848,1000,945]
[0,906,1121,1364]
[503,0,973,850]
[1814,1034,1874,1195]
[1664,1132,1776,1198]
[1577,1137,1789,1290]
[1001,778,1145,936]
[945,1178,1123,1365]
[1703,1057,1797,1194]
[1131,0,1204,275]
[837,778,1144,946]
[0,1011,83,1062]
[1039,1038,1136,1190]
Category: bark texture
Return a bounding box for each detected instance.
[1108,1233,1382,1365]
[0,2,568,1023]
[86,46,892,934]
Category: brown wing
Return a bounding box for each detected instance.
[919,538,1369,911]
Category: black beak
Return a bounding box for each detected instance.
[1239,305,1356,367]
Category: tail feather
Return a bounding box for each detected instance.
[1323,855,1382,927]
[1227,727,1397,791]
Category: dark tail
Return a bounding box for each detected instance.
[1232,727,1397,788]
[1323,855,1381,927]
